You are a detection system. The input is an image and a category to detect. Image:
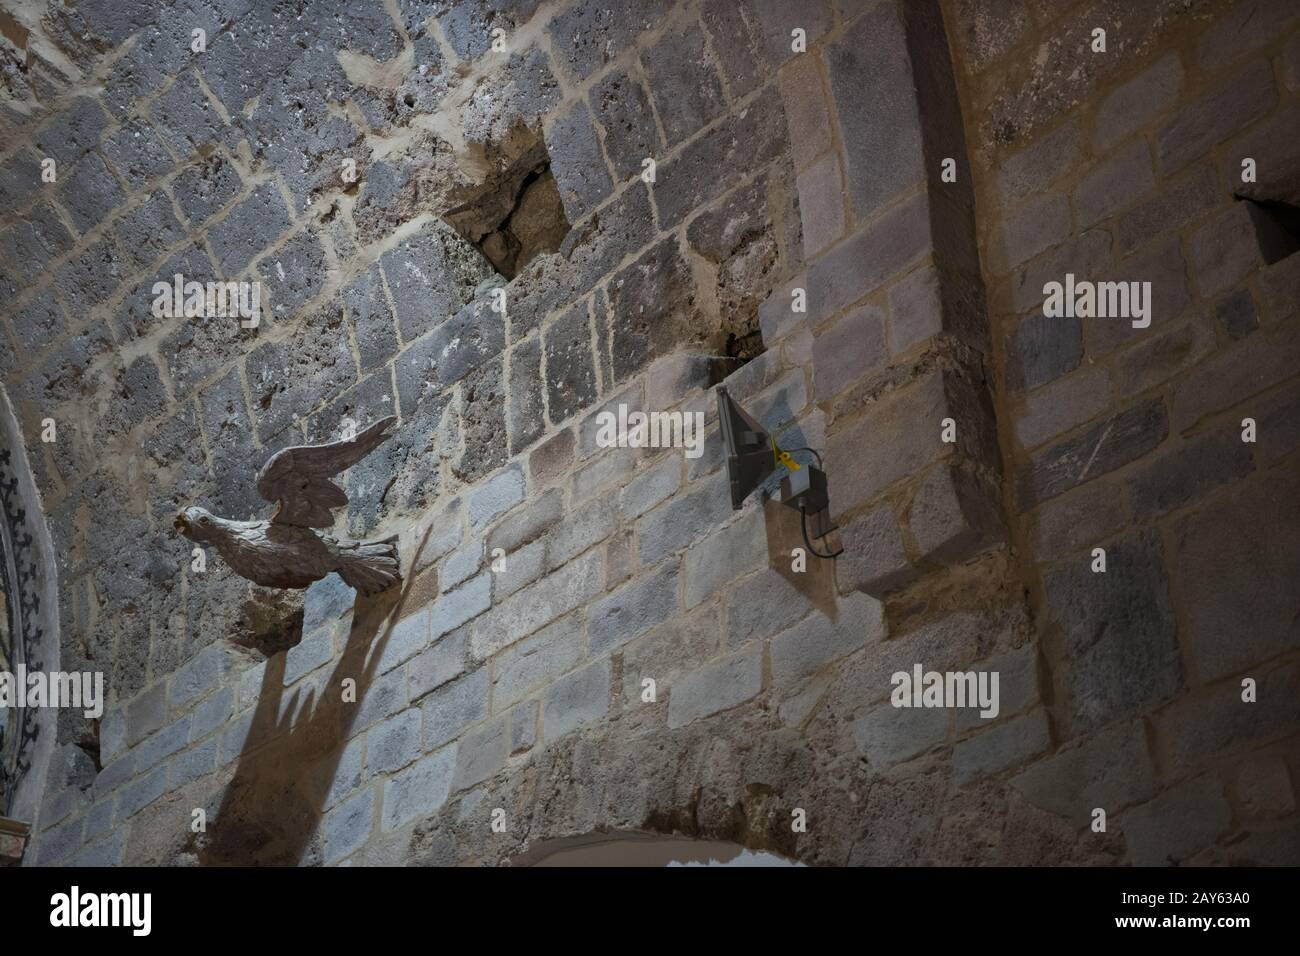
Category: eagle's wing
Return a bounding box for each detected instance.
[256,417,397,527]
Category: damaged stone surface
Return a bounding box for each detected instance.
[2,0,1295,871]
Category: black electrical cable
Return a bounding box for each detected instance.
[784,445,842,558]
[800,505,843,559]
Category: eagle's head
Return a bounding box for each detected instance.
[174,506,223,544]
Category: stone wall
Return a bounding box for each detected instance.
[2,0,1296,866]
[944,0,1300,863]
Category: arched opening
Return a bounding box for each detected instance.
[516,830,804,867]
[0,383,61,853]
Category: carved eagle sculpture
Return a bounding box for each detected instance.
[174,417,402,595]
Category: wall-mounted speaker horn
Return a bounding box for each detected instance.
[716,386,842,559]
[718,386,787,510]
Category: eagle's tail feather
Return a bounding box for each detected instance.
[337,534,401,595]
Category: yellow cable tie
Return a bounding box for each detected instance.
[772,439,800,472]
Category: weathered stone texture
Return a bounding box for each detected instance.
[14,0,1299,873]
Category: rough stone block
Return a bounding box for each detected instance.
[1168,468,1300,682]
[770,591,883,686]
[906,463,1004,565]
[171,150,242,225]
[1030,478,1128,563]
[530,428,575,485]
[779,54,833,171]
[997,119,1081,204]
[813,304,886,401]
[468,465,525,530]
[682,508,767,609]
[588,68,661,181]
[408,628,469,702]
[60,154,126,232]
[1072,140,1155,228]
[949,0,1030,72]
[259,229,326,322]
[1122,774,1232,866]
[493,613,584,711]
[206,182,291,277]
[542,657,611,739]
[653,86,786,228]
[837,503,918,597]
[470,551,603,660]
[34,96,109,167]
[667,645,762,729]
[1014,364,1111,449]
[1157,59,1276,173]
[546,0,672,82]
[996,192,1070,272]
[1128,425,1253,520]
[1115,164,1217,257]
[825,3,924,220]
[544,299,598,425]
[323,787,374,864]
[851,700,949,768]
[421,669,488,752]
[1041,530,1181,731]
[381,224,492,343]
[1016,399,1169,509]
[589,561,678,654]
[606,238,699,382]
[366,708,422,777]
[952,710,1051,785]
[381,745,455,832]
[641,16,726,146]
[1011,720,1155,822]
[545,100,612,223]
[1092,53,1183,151]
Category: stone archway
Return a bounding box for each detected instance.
[517,830,802,866]
[0,384,61,832]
